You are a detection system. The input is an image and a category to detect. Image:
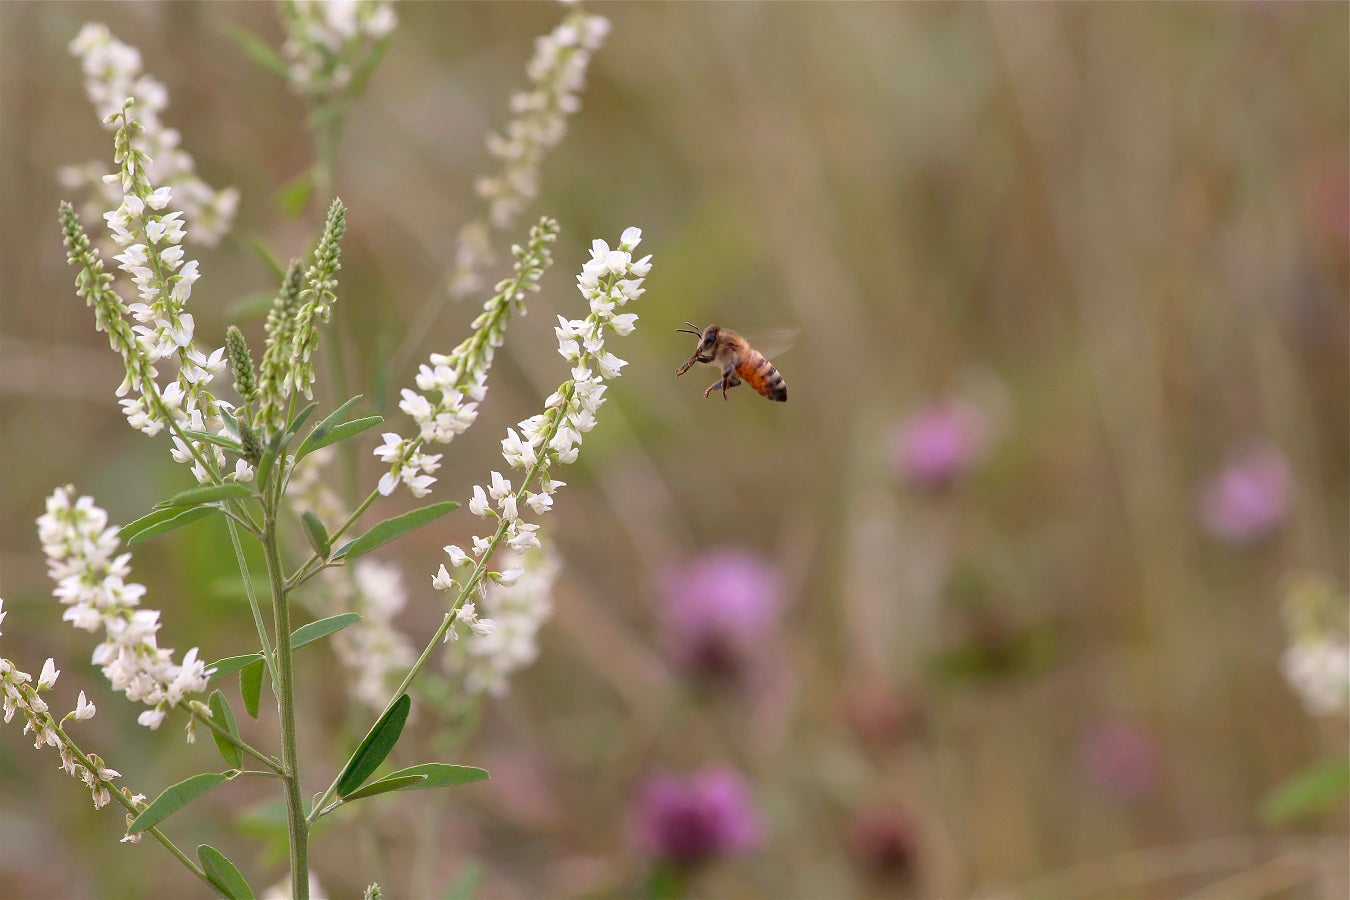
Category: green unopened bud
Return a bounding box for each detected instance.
[238,416,265,464]
[226,325,258,403]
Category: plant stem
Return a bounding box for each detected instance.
[264,511,309,900]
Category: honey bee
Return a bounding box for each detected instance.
[674,322,788,403]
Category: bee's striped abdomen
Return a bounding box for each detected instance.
[736,351,787,402]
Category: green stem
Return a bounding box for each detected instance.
[263,511,309,900]
[52,721,214,892]
[225,518,279,686]
[188,708,286,776]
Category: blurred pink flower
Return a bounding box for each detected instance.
[890,400,987,491]
[661,549,782,679]
[1197,444,1292,544]
[633,767,762,865]
[1080,721,1160,800]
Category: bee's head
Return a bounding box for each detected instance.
[677,322,718,349]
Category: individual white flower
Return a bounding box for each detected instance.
[37,659,61,690]
[468,485,490,518]
[444,544,472,568]
[234,458,255,483]
[432,565,455,592]
[73,691,96,721]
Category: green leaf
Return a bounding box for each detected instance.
[366,763,489,795]
[302,416,383,460]
[334,503,459,562]
[207,654,263,680]
[290,613,360,651]
[219,406,241,438]
[337,694,411,797]
[127,772,231,835]
[179,429,245,452]
[444,864,482,900]
[158,483,254,509]
[254,433,283,494]
[283,401,321,447]
[125,507,218,545]
[240,659,265,719]
[276,168,315,219]
[207,691,242,769]
[340,773,428,803]
[119,506,197,543]
[301,511,330,558]
[223,22,291,79]
[296,394,365,461]
[198,844,255,900]
[1261,757,1350,825]
[225,290,281,322]
[248,237,286,282]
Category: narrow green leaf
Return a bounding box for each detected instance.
[248,237,286,282]
[119,506,193,543]
[225,290,280,322]
[444,864,482,900]
[128,772,230,835]
[300,511,330,559]
[290,613,360,651]
[240,659,264,719]
[276,168,315,219]
[197,844,255,900]
[158,483,254,509]
[335,503,459,562]
[207,691,242,769]
[340,773,427,803]
[125,507,218,545]
[223,22,291,79]
[283,401,321,447]
[1261,757,1350,825]
[219,405,241,438]
[337,694,412,797]
[207,654,263,681]
[300,416,383,459]
[179,429,245,452]
[369,763,489,794]
[296,394,364,461]
[254,432,283,493]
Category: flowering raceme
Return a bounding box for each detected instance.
[438,228,650,595]
[62,24,238,245]
[449,547,560,697]
[1,599,141,815]
[379,218,559,498]
[37,486,209,731]
[449,10,610,298]
[280,0,398,102]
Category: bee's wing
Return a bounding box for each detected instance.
[740,326,800,360]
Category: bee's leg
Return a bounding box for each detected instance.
[675,352,701,377]
[716,372,742,401]
[704,379,722,399]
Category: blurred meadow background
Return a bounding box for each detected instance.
[1,2,1347,898]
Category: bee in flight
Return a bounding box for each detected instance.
[675,323,788,403]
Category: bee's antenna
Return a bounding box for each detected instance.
[685,322,701,330]
[675,325,702,337]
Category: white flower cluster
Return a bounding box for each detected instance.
[436,227,649,642]
[62,23,239,246]
[1282,640,1350,716]
[449,11,610,299]
[325,561,418,709]
[380,218,558,498]
[1,599,136,812]
[450,548,559,697]
[280,0,397,100]
[37,487,209,732]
